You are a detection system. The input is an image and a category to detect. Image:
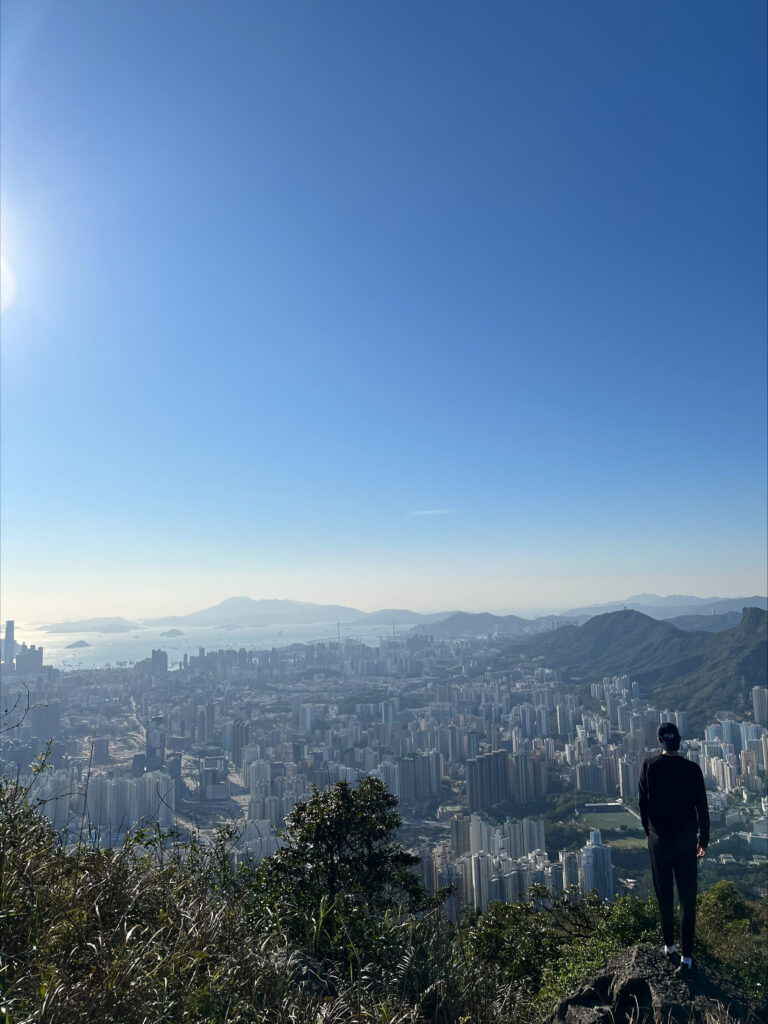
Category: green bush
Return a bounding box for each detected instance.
[249,777,438,961]
[696,880,768,1003]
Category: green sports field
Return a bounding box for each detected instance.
[580,810,645,833]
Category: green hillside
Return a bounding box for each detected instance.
[498,607,767,731]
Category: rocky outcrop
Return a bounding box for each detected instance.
[544,945,762,1024]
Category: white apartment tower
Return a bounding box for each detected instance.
[580,830,614,901]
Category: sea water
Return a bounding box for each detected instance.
[15,620,415,670]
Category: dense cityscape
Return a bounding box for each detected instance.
[3,615,766,917]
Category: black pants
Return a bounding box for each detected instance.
[648,830,698,957]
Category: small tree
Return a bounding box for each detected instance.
[254,777,429,956]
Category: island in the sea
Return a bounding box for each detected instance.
[65,640,91,649]
[160,628,184,637]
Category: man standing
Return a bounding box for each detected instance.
[638,722,709,973]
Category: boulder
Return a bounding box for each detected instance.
[543,944,761,1024]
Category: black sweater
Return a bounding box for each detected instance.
[638,753,710,849]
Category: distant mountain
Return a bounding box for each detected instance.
[352,608,455,626]
[625,593,718,607]
[666,611,743,633]
[44,617,138,634]
[563,594,767,620]
[501,609,684,669]
[418,611,532,638]
[640,596,767,619]
[143,597,365,628]
[497,607,767,731]
[660,607,767,724]
[412,611,583,638]
[527,615,584,632]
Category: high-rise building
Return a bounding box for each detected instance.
[469,812,496,854]
[140,771,175,828]
[146,715,166,768]
[231,718,251,775]
[450,813,470,856]
[746,737,766,770]
[467,750,511,812]
[673,711,688,738]
[379,698,400,725]
[299,704,316,734]
[14,644,43,678]
[379,760,400,799]
[536,706,550,737]
[195,706,207,743]
[576,762,607,795]
[463,730,480,760]
[398,751,440,803]
[545,861,564,894]
[556,704,575,736]
[151,649,169,674]
[522,815,545,854]
[752,687,768,727]
[501,817,523,860]
[580,830,614,901]
[619,756,641,802]
[518,704,535,737]
[3,620,14,664]
[560,850,579,889]
[471,852,494,912]
[719,720,743,757]
[512,751,536,805]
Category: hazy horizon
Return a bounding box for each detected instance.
[1,2,765,626]
[4,585,767,630]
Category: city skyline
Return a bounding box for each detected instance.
[3,612,765,911]
[1,1,766,624]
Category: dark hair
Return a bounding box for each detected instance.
[658,722,681,751]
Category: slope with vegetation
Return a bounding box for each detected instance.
[497,607,767,731]
[1,774,765,1023]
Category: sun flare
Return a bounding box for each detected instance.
[1,255,18,312]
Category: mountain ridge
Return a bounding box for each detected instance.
[563,594,767,620]
[497,606,768,730]
[43,616,139,634]
[32,594,767,635]
[143,597,365,627]
[413,610,580,638]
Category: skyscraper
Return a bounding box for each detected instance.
[467,750,511,812]
[560,850,580,889]
[231,718,251,775]
[512,751,535,804]
[522,815,545,855]
[398,751,440,803]
[752,686,768,727]
[450,813,470,856]
[580,830,614,901]
[3,620,14,665]
[619,756,641,802]
[146,715,166,769]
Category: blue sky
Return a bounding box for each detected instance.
[1,0,766,621]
